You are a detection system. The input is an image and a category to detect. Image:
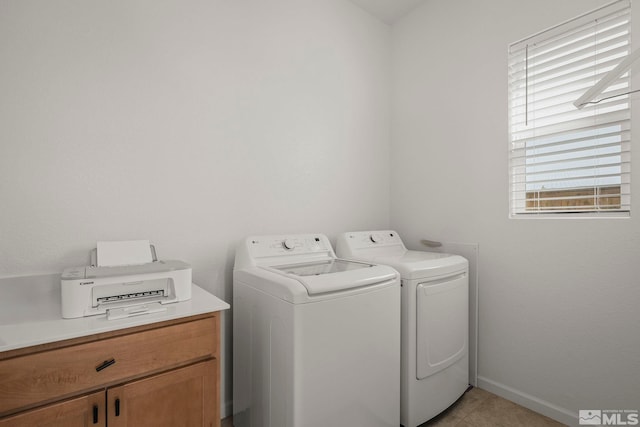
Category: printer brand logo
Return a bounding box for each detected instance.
[80,281,94,286]
[579,410,639,425]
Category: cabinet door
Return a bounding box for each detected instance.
[0,391,105,427]
[107,360,218,427]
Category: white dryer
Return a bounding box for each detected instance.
[336,230,468,427]
[233,234,401,427]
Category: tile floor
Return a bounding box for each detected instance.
[220,387,566,427]
[422,387,564,427]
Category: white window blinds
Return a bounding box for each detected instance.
[508,0,631,216]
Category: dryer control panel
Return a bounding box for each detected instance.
[339,230,404,249]
[335,230,408,259]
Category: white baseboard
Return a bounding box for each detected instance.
[477,376,578,426]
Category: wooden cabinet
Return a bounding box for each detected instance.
[107,360,215,427]
[0,314,220,427]
[0,391,105,427]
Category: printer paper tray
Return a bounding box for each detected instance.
[106,302,167,320]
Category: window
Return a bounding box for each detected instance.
[508,0,631,217]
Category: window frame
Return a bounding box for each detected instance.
[508,0,632,219]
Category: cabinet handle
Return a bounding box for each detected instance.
[92,404,98,424]
[115,398,121,417]
[95,358,116,372]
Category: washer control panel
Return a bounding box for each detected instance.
[247,234,333,258]
[282,239,296,250]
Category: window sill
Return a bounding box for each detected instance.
[509,211,630,219]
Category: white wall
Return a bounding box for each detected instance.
[391,0,640,424]
[0,0,391,416]
[5,0,639,423]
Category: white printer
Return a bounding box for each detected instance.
[61,244,192,319]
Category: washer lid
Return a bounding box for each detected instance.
[265,260,398,295]
[361,251,467,280]
[273,259,372,276]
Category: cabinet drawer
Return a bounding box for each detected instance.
[0,316,217,416]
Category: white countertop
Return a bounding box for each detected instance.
[0,273,230,353]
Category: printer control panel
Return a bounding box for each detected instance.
[61,267,86,280]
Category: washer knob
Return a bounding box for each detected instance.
[282,239,295,250]
[370,234,380,243]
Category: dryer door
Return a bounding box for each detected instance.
[416,272,468,380]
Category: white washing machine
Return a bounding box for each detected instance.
[336,230,468,427]
[233,234,401,427]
